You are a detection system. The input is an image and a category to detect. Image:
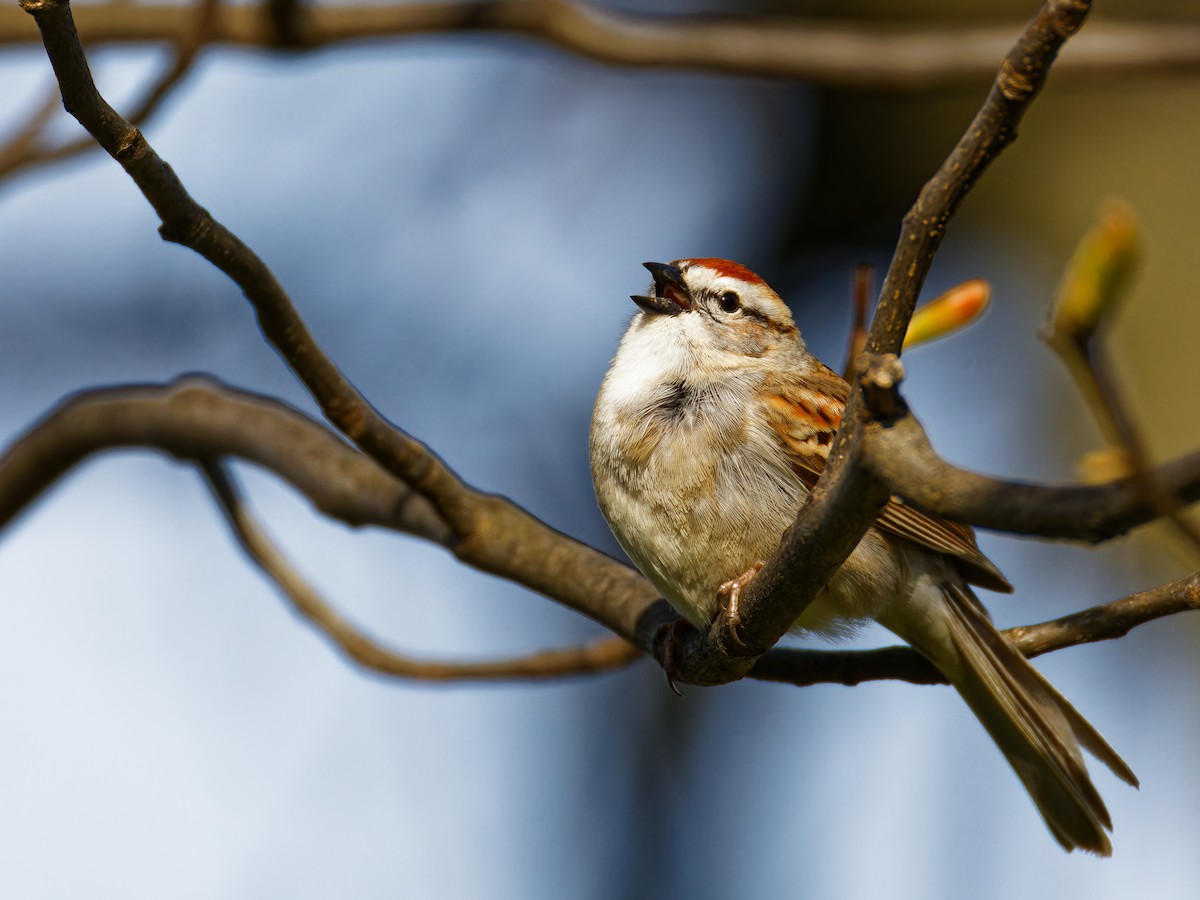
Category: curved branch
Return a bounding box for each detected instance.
[21,0,666,660]
[0,377,451,542]
[200,458,641,682]
[2,379,1196,688]
[1,2,1198,88]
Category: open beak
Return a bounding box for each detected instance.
[630,261,691,316]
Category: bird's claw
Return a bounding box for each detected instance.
[653,619,689,697]
[716,561,766,651]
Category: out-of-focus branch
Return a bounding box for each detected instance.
[0,0,216,183]
[1,2,1198,88]
[200,458,641,682]
[841,264,872,382]
[2,378,1195,688]
[1043,201,1200,557]
[753,570,1200,687]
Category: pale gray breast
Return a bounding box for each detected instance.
[593,375,808,625]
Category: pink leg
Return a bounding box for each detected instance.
[716,560,766,649]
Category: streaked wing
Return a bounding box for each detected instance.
[761,362,1013,593]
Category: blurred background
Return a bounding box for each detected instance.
[1,0,1198,897]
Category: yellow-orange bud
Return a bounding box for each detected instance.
[903,279,991,350]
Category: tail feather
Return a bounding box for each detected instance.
[884,582,1136,855]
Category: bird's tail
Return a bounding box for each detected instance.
[881,581,1138,855]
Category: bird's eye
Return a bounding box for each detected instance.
[718,291,741,313]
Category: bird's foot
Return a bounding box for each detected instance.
[716,561,766,651]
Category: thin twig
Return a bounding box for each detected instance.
[199,458,641,681]
[1081,343,1200,553]
[1,3,1198,88]
[753,570,1200,687]
[1041,201,1200,553]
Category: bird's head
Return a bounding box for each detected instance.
[628,258,801,367]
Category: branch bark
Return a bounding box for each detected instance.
[2,2,1198,88]
[20,0,671,656]
[861,411,1200,542]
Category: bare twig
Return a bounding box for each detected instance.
[860,409,1200,541]
[1074,342,1200,553]
[199,458,641,681]
[0,0,217,183]
[1,3,1198,88]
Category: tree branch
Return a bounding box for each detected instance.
[753,570,1200,687]
[2,2,1198,88]
[860,409,1200,542]
[199,458,641,682]
[21,0,673,657]
[1,378,1196,687]
[0,377,451,542]
[671,0,1095,682]
[0,374,660,663]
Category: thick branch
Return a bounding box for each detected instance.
[1,3,1197,88]
[18,0,1122,690]
[0,377,451,542]
[861,410,1200,542]
[0,375,659,654]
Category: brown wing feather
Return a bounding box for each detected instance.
[762,363,1013,594]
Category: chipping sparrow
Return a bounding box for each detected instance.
[589,258,1136,854]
